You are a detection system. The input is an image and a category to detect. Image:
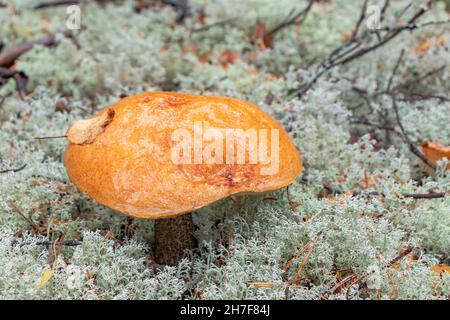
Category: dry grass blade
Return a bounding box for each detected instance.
[10,202,41,234]
[290,233,321,283]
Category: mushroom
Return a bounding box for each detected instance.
[64,92,302,265]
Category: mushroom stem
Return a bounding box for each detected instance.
[154,213,196,265]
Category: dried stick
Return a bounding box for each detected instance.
[161,0,190,23]
[36,239,82,246]
[0,164,27,174]
[394,64,446,92]
[349,0,369,42]
[263,0,314,41]
[10,202,41,234]
[191,17,237,34]
[291,233,321,283]
[296,0,438,97]
[355,190,447,199]
[326,245,413,299]
[400,192,446,199]
[376,19,450,32]
[380,0,391,23]
[33,0,82,9]
[11,239,82,247]
[391,94,436,170]
[0,67,28,99]
[386,49,404,92]
[308,175,447,200]
[345,245,414,299]
[0,31,72,68]
[34,135,68,140]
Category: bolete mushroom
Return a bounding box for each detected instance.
[64,92,302,265]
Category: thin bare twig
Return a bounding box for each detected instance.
[263,0,314,41]
[0,67,28,100]
[376,19,450,32]
[162,0,190,23]
[395,1,413,19]
[395,64,446,91]
[355,190,447,199]
[314,176,447,199]
[380,0,390,23]
[191,17,238,33]
[397,89,449,102]
[400,192,446,199]
[350,0,368,41]
[0,30,72,68]
[326,245,414,299]
[11,239,82,246]
[291,233,321,283]
[345,245,414,299]
[391,94,436,171]
[34,135,67,140]
[10,202,41,234]
[286,186,301,214]
[36,239,82,246]
[33,0,81,9]
[386,49,405,92]
[0,164,27,174]
[296,0,435,97]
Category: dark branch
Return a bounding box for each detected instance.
[191,18,237,33]
[296,0,435,97]
[0,164,27,174]
[263,0,314,41]
[345,245,414,299]
[36,240,82,246]
[33,0,81,9]
[161,0,190,23]
[386,49,404,92]
[380,0,390,23]
[401,192,446,199]
[0,67,28,100]
[376,19,450,32]
[395,1,413,19]
[395,65,446,91]
[349,0,368,41]
[391,94,436,171]
[10,202,41,234]
[34,135,68,140]
[11,239,82,246]
[0,31,72,68]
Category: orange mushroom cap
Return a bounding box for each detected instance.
[64,92,302,218]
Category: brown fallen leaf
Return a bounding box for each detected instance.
[413,35,445,54]
[251,22,273,49]
[220,49,240,68]
[422,141,450,175]
[431,264,450,276]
